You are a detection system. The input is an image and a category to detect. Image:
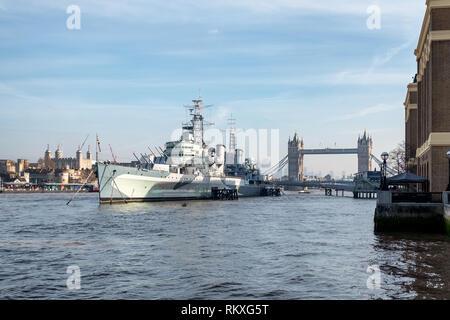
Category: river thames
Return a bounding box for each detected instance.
[0,191,449,299]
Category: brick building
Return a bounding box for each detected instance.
[405,0,450,192]
[404,82,418,174]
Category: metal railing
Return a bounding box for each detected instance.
[392,192,443,204]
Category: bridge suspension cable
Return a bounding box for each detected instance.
[264,155,288,175]
[370,154,397,176]
[265,159,288,177]
[262,155,287,175]
[263,155,289,176]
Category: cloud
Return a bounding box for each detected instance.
[370,41,414,71]
[2,0,425,22]
[209,105,230,122]
[329,70,408,86]
[325,41,415,86]
[326,104,397,122]
[0,55,117,76]
[0,82,45,103]
[4,68,410,95]
[156,43,296,57]
[208,28,219,34]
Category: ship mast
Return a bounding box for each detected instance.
[182,96,213,148]
[228,114,236,152]
[191,98,204,147]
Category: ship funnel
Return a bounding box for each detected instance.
[235,149,244,165]
[215,144,225,166]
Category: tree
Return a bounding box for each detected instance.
[388,141,408,174]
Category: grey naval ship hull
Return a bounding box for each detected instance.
[97,163,264,203]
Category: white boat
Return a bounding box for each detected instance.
[96,98,274,203]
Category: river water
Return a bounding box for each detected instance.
[0,191,449,299]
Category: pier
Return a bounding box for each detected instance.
[211,186,281,200]
[211,187,239,200]
[277,177,379,200]
[261,186,281,197]
[375,191,450,235]
[353,191,377,199]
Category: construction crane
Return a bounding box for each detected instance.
[109,144,118,164]
[79,134,89,151]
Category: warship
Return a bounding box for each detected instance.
[96,97,278,203]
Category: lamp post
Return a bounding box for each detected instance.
[381,152,389,191]
[447,151,450,191]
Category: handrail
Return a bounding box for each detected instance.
[391,192,442,204]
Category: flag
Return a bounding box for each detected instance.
[96,135,101,152]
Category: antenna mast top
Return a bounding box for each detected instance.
[227,113,236,128]
[228,113,237,152]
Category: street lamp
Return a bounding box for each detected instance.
[447,151,450,191]
[381,152,389,191]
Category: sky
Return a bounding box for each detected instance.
[0,0,427,176]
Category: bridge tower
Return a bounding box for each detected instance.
[288,132,304,181]
[357,131,373,173]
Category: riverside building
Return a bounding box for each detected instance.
[404,0,450,192]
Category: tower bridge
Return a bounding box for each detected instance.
[265,131,384,198]
[287,131,373,182]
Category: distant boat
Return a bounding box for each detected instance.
[298,187,310,194]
